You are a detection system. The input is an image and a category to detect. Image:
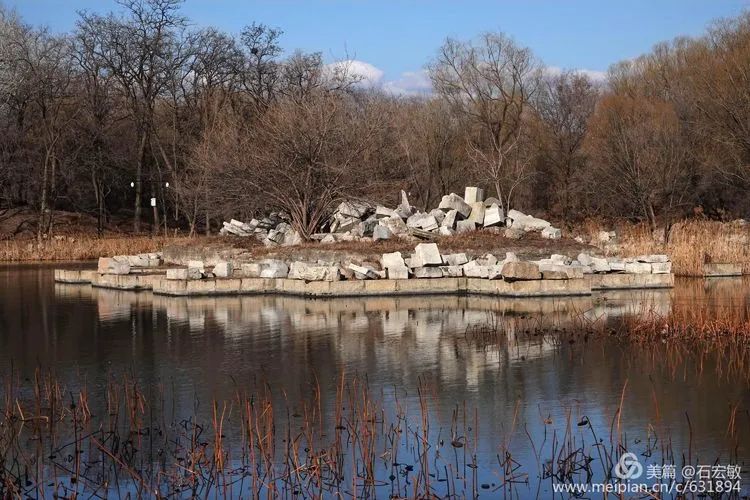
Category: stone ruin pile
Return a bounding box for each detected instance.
[219,211,303,247]
[160,244,671,283]
[220,187,562,246]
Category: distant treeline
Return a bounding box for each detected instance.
[1,0,748,239]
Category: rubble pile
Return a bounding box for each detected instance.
[220,187,563,245]
[219,212,302,247]
[159,245,671,283]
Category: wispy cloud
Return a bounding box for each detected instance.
[327,61,608,96]
[326,59,433,95]
[382,69,432,96]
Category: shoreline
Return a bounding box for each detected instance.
[4,218,749,278]
[55,269,674,297]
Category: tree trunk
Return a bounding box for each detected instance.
[646,202,658,235]
[151,184,159,235]
[134,130,147,233]
[92,170,103,237]
[494,180,505,214]
[37,156,49,243]
[664,218,673,244]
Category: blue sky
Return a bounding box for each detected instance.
[6,0,749,93]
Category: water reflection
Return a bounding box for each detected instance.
[1,267,749,495]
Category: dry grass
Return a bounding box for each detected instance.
[588,219,750,276]
[0,235,199,262]
[2,229,589,265]
[253,230,590,262]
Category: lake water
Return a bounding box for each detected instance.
[1,264,749,497]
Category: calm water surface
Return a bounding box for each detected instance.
[0,264,749,497]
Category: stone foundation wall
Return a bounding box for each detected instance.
[150,276,593,298]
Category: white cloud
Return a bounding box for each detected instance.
[325,60,607,97]
[325,60,434,95]
[382,69,433,96]
[325,59,384,87]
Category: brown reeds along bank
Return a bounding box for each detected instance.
[0,236,197,262]
[585,220,750,277]
[4,218,749,282]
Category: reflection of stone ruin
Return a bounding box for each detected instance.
[57,285,674,391]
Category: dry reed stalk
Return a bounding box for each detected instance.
[0,236,197,262]
[586,219,750,276]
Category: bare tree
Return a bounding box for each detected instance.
[586,94,691,238]
[162,28,242,235]
[0,6,31,208]
[77,0,186,232]
[688,13,750,186]
[429,32,541,212]
[239,22,283,112]
[71,22,124,235]
[220,91,383,239]
[396,98,468,209]
[1,14,76,239]
[533,71,598,216]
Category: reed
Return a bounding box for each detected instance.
[0,235,197,262]
[2,308,750,497]
[586,219,750,276]
[0,350,746,498]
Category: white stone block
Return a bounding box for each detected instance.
[375,205,398,219]
[463,260,489,278]
[483,204,504,227]
[382,252,405,268]
[624,262,652,274]
[412,243,443,267]
[651,262,672,274]
[456,220,476,233]
[444,253,469,266]
[438,193,471,218]
[259,260,289,278]
[464,186,484,204]
[348,263,380,280]
[213,261,233,278]
[387,265,410,280]
[590,257,611,273]
[413,267,443,278]
[440,265,464,277]
[441,209,459,229]
[467,202,485,225]
[372,225,393,241]
[166,268,188,280]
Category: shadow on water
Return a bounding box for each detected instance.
[0,266,749,497]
